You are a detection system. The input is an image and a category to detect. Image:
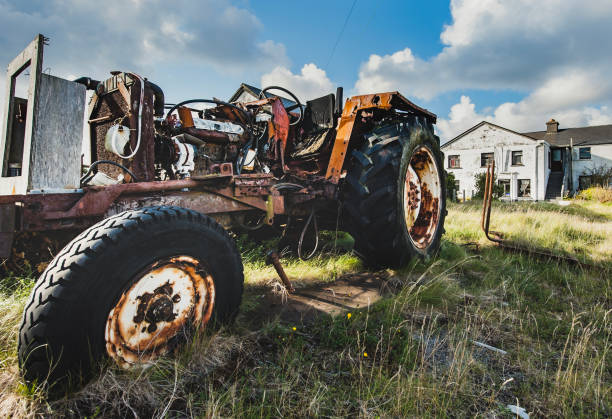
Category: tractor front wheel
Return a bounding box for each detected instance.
[18,206,243,395]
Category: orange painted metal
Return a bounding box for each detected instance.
[177,106,195,128]
[325,91,437,183]
[325,93,392,182]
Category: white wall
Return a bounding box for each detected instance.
[537,141,550,200]
[442,123,548,200]
[570,143,612,191]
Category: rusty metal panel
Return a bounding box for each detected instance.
[0,232,14,259]
[106,192,256,217]
[0,203,16,232]
[88,74,156,182]
[129,79,156,181]
[0,204,17,258]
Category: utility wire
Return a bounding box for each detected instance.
[325,0,358,70]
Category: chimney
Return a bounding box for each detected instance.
[546,118,559,133]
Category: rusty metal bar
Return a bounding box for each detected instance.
[265,250,295,293]
[478,161,602,269]
[480,161,500,242]
[480,161,491,232]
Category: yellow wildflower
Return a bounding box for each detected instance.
[347,313,352,319]
[292,327,296,331]
[364,352,368,358]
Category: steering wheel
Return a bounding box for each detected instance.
[259,86,303,126]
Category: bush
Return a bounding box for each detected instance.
[474,171,504,199]
[445,171,456,201]
[582,165,612,188]
[576,186,612,203]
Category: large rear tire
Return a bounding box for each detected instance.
[342,123,446,268]
[18,206,243,395]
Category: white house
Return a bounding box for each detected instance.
[441,120,612,201]
[524,121,612,194]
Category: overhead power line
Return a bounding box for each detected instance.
[325,0,358,71]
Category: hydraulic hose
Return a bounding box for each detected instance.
[298,208,319,260]
[80,160,139,186]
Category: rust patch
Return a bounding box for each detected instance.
[406,146,441,249]
[105,255,215,368]
[407,180,420,210]
[132,281,177,324]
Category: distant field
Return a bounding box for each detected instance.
[0,200,610,417]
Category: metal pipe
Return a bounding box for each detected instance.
[266,250,295,292]
[147,81,165,117]
[73,76,100,90]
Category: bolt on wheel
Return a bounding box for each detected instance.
[19,206,243,396]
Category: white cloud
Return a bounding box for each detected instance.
[0,0,289,82]
[437,90,612,142]
[352,0,612,141]
[0,0,292,136]
[355,0,612,98]
[436,96,483,140]
[261,63,334,101]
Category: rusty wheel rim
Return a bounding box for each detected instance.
[105,255,215,368]
[404,146,442,251]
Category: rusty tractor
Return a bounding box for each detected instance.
[0,35,446,393]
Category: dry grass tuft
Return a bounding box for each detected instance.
[54,332,247,418]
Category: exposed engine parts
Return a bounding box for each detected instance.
[171,137,197,178]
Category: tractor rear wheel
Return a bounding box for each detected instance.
[18,206,243,395]
[342,123,446,268]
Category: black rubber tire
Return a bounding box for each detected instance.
[342,123,446,268]
[18,206,243,395]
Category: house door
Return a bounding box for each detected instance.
[550,148,563,172]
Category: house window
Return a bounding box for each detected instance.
[518,179,531,197]
[579,147,591,160]
[454,180,460,191]
[481,152,494,167]
[579,175,592,190]
[448,155,461,168]
[498,179,511,196]
[511,150,523,166]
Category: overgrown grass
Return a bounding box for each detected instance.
[446,199,612,266]
[576,186,612,203]
[0,201,610,417]
[236,232,362,285]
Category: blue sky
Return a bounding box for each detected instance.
[1,0,611,142]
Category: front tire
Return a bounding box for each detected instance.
[18,206,243,394]
[342,123,446,268]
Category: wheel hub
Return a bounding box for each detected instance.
[105,255,215,367]
[403,146,442,250]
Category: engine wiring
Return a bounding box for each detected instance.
[80,160,139,186]
[298,207,319,260]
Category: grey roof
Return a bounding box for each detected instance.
[523,124,612,147]
[229,83,298,109]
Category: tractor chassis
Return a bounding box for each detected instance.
[0,164,336,259]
